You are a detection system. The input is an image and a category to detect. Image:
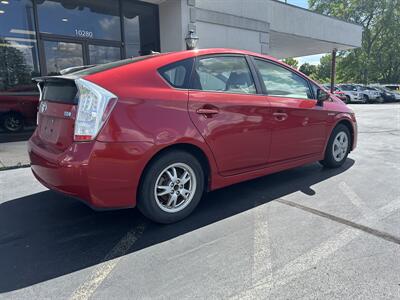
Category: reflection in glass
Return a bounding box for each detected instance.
[37,0,121,41]
[44,41,83,75]
[254,59,312,99]
[89,45,121,64]
[123,0,159,57]
[0,0,40,93]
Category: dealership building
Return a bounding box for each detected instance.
[0,0,362,94]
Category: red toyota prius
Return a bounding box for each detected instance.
[28,48,357,223]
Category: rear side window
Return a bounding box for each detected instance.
[192,56,256,94]
[158,58,194,88]
[254,59,312,99]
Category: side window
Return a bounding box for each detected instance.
[192,56,256,94]
[158,58,194,88]
[254,59,312,99]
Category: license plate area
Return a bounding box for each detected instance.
[39,116,61,144]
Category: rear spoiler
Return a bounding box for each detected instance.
[32,75,79,83]
[32,64,96,83]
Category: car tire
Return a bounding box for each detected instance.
[1,112,24,132]
[345,96,351,104]
[363,95,369,104]
[138,150,205,224]
[320,124,351,168]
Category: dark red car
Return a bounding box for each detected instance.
[0,85,39,132]
[28,49,357,223]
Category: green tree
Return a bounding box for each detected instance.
[309,0,400,84]
[299,63,317,76]
[0,38,32,91]
[282,57,299,69]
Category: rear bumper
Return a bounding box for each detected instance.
[28,136,154,209]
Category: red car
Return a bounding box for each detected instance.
[0,85,39,132]
[28,48,357,223]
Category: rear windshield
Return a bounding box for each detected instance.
[73,54,164,76]
[42,80,78,104]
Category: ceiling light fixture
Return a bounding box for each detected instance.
[62,18,68,22]
[1,1,9,4]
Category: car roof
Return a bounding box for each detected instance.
[157,48,283,65]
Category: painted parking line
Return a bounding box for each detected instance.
[231,184,400,299]
[69,224,146,300]
[250,202,273,298]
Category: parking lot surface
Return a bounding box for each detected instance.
[0,104,399,299]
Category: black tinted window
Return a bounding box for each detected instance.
[192,56,256,94]
[158,58,194,88]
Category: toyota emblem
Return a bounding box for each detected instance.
[40,102,47,113]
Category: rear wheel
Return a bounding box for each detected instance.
[138,150,205,223]
[320,124,351,168]
[2,112,24,132]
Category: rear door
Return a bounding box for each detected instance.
[252,58,328,163]
[188,55,271,175]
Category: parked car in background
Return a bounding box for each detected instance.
[337,84,365,104]
[0,85,39,132]
[374,86,400,102]
[28,48,357,223]
[322,85,348,102]
[354,85,383,103]
[383,84,400,93]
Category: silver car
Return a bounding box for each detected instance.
[355,85,383,103]
[337,85,365,103]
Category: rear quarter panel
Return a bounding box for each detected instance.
[84,58,219,190]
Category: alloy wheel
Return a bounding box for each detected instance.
[4,115,23,132]
[154,162,197,213]
[332,131,349,162]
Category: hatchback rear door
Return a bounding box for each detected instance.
[35,77,79,153]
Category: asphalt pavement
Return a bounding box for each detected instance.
[0,104,399,299]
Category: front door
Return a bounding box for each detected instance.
[42,38,122,75]
[188,55,271,176]
[252,58,328,163]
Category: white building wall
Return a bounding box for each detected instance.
[156,0,362,58]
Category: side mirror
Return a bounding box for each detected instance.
[317,88,330,104]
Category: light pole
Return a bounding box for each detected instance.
[185,30,199,50]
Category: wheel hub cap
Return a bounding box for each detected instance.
[332,131,349,162]
[154,163,197,213]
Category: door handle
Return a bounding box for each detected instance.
[196,107,219,116]
[273,112,288,121]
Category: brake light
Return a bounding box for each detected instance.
[36,82,43,125]
[74,78,117,141]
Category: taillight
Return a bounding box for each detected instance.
[36,82,43,125]
[74,78,117,141]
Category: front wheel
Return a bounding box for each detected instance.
[320,124,351,168]
[138,150,205,223]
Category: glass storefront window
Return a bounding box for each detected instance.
[0,0,40,93]
[36,0,121,41]
[44,41,83,75]
[123,1,159,57]
[89,45,121,65]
